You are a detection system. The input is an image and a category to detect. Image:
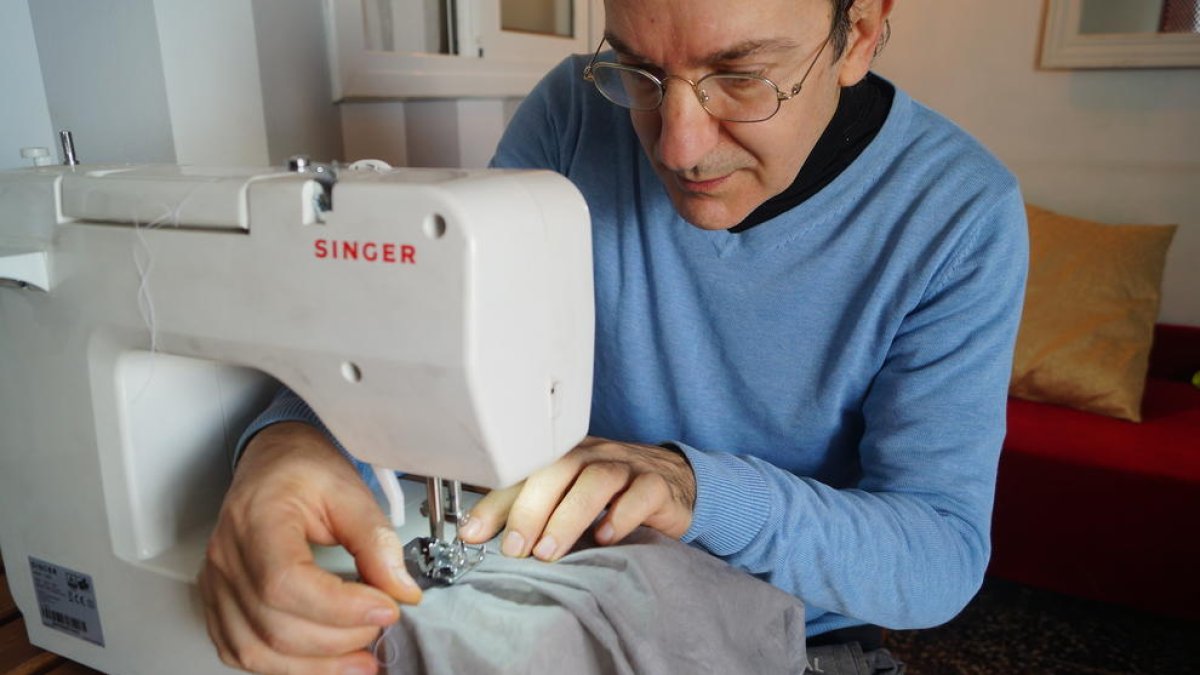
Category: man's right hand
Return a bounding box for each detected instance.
[198,422,422,674]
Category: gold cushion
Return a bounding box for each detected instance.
[1010,204,1176,422]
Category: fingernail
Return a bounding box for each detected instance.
[459,516,482,541]
[366,606,395,625]
[595,522,615,544]
[501,530,525,557]
[533,535,557,560]
[342,665,373,675]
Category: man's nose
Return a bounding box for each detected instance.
[655,79,721,173]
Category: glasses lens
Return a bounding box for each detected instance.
[590,64,661,111]
[698,74,781,122]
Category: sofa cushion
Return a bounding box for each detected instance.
[1009,204,1176,422]
[1148,323,1200,382]
[993,379,1200,618]
[993,322,1200,619]
[1005,378,1200,481]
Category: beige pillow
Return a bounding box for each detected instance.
[1010,204,1176,422]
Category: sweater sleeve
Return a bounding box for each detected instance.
[233,387,389,501]
[490,56,580,173]
[679,188,1029,630]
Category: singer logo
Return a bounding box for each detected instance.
[314,239,416,265]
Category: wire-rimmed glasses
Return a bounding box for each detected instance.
[582,34,831,123]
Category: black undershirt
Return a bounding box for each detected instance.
[730,72,895,233]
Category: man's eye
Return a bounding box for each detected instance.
[614,57,658,73]
[724,76,761,88]
[627,64,664,78]
[717,67,767,78]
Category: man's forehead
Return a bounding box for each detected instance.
[604,32,801,65]
[602,0,822,65]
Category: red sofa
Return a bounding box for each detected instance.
[988,323,1200,619]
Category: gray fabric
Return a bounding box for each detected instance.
[376,528,806,674]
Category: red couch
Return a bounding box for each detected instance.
[988,323,1200,619]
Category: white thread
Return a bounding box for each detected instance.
[372,623,401,668]
[128,193,195,403]
[132,217,158,354]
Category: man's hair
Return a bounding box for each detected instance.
[828,0,890,60]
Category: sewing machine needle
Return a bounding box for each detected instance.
[426,476,445,542]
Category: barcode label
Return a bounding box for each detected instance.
[29,557,106,647]
[41,606,88,634]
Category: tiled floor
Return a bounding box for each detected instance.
[887,577,1200,674]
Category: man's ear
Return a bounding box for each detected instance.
[835,0,895,87]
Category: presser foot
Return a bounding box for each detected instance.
[403,537,486,586]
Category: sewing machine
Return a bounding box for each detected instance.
[0,156,594,673]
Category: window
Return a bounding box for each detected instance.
[326,0,595,100]
[1041,0,1200,69]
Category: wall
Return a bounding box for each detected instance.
[874,0,1200,325]
[251,0,343,165]
[339,93,519,170]
[27,0,177,165]
[2,0,340,170]
[151,0,270,165]
[0,0,55,170]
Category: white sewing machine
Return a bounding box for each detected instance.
[0,156,594,673]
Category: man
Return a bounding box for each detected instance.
[199,0,1028,673]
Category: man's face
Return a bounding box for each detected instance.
[604,0,844,230]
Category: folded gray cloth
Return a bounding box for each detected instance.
[377,528,806,674]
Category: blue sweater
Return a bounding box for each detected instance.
[245,55,1027,636]
[491,55,1027,634]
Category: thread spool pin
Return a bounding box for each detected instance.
[59,130,79,166]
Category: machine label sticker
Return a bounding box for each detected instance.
[314,238,417,264]
[29,557,105,647]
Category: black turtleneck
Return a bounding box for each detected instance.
[730,72,894,233]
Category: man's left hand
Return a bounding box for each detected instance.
[458,436,696,560]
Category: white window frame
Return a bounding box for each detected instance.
[325,0,591,101]
[471,0,589,61]
[1040,0,1200,69]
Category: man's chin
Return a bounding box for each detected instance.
[669,192,752,231]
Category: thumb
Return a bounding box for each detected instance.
[325,483,423,605]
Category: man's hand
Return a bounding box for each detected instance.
[198,422,422,675]
[458,436,696,561]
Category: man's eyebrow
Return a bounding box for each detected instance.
[603,33,799,65]
[703,39,800,63]
[603,33,647,61]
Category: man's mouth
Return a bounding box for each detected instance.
[676,173,731,193]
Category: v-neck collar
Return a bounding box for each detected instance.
[658,79,913,261]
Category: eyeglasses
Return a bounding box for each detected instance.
[582,33,831,123]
